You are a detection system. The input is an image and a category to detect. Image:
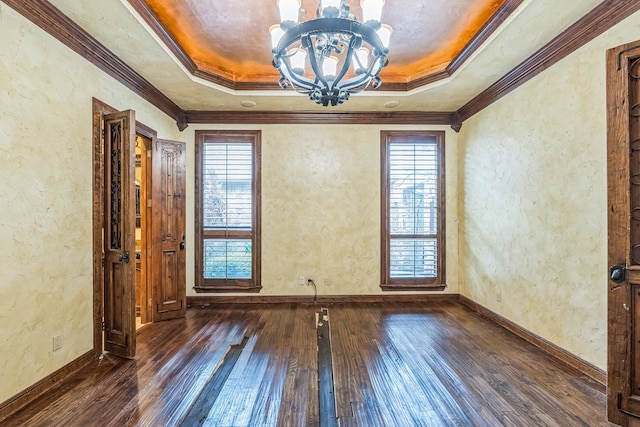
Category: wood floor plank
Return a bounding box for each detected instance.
[274,304,318,427]
[3,301,614,426]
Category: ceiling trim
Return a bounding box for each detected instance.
[456,0,640,122]
[5,0,639,129]
[185,110,455,125]
[405,0,525,91]
[1,0,183,121]
[125,0,525,92]
[126,0,237,91]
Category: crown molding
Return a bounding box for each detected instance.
[404,0,526,92]
[442,0,524,79]
[6,0,639,128]
[1,0,183,121]
[125,0,252,91]
[124,0,524,93]
[456,0,640,122]
[185,110,455,126]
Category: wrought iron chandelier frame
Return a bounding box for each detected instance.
[272,14,389,106]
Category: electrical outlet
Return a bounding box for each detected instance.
[324,278,331,287]
[53,334,63,352]
[496,292,502,303]
[299,276,305,285]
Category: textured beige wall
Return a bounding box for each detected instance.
[185,124,459,297]
[12,0,635,406]
[0,1,460,404]
[0,4,182,403]
[458,10,640,370]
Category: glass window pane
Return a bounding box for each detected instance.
[204,239,252,279]
[389,142,438,235]
[203,143,253,230]
[389,238,437,278]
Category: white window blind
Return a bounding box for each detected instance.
[202,142,253,279]
[203,143,253,230]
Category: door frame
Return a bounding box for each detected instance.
[135,124,156,325]
[92,98,157,356]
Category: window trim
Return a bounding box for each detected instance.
[380,130,446,291]
[194,130,262,293]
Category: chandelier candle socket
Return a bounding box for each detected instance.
[270,0,391,106]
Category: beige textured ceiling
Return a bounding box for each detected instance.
[49,0,604,112]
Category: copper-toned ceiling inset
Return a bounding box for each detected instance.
[141,0,507,85]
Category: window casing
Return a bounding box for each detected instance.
[195,131,261,292]
[381,131,445,291]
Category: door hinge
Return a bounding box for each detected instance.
[147,149,152,158]
[101,321,106,331]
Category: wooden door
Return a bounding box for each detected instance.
[103,110,136,358]
[608,41,640,426]
[151,139,187,322]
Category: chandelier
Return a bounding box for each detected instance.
[270,0,392,106]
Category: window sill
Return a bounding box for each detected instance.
[380,284,446,292]
[193,285,262,294]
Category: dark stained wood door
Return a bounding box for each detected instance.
[151,139,186,322]
[608,41,640,426]
[103,110,136,358]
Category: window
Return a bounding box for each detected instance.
[195,131,261,292]
[381,131,445,291]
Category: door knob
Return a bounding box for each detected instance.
[610,264,626,283]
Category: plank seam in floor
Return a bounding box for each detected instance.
[318,307,338,427]
[179,335,250,426]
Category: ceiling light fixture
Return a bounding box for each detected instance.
[270,0,392,107]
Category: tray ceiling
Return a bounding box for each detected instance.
[142,0,507,84]
[45,0,606,111]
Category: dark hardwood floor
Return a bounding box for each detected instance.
[4,301,613,426]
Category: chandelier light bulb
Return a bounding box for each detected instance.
[353,47,369,73]
[321,0,342,10]
[320,0,342,18]
[269,25,285,49]
[322,56,339,79]
[290,48,307,74]
[361,0,385,24]
[377,24,393,49]
[277,0,301,25]
[322,0,342,7]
